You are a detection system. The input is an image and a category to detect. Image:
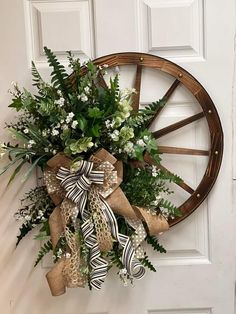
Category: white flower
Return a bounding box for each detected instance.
[25,215,31,221]
[71,120,78,129]
[42,130,48,137]
[143,135,149,142]
[23,128,29,134]
[119,268,127,275]
[65,252,71,259]
[110,130,120,141]
[105,119,115,129]
[52,129,59,136]
[123,141,134,154]
[57,248,63,258]
[38,210,44,217]
[27,140,35,148]
[52,149,57,155]
[151,165,159,177]
[81,94,88,102]
[68,112,75,118]
[66,112,75,123]
[103,64,109,68]
[55,97,65,107]
[84,86,90,93]
[62,124,69,130]
[136,139,146,147]
[44,147,49,153]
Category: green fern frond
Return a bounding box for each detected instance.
[34,240,52,267]
[128,99,166,129]
[31,61,43,87]
[159,199,182,217]
[16,223,32,246]
[140,253,156,272]
[44,47,69,97]
[146,235,167,253]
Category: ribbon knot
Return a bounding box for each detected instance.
[56,160,105,207]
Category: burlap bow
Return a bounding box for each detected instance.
[44,149,169,296]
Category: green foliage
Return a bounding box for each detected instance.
[16,223,32,246]
[140,253,156,272]
[107,243,123,270]
[44,47,69,98]
[34,240,53,267]
[15,186,54,245]
[159,199,182,218]
[146,235,167,253]
[127,99,166,129]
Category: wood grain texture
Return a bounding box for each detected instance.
[158,146,209,156]
[132,65,142,111]
[153,112,205,139]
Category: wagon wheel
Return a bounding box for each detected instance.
[85,52,223,227]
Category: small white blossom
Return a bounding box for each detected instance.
[123,141,134,154]
[57,248,63,259]
[23,128,29,134]
[81,94,88,102]
[66,112,75,123]
[44,147,49,153]
[84,86,90,93]
[52,129,59,136]
[27,140,35,148]
[68,112,75,118]
[52,149,57,155]
[42,130,48,137]
[110,130,120,141]
[65,252,71,259]
[136,139,146,147]
[71,120,78,129]
[25,215,31,221]
[55,97,65,107]
[151,165,159,177]
[62,124,69,130]
[143,135,149,142]
[103,64,109,68]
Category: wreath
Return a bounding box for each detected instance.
[1,48,182,296]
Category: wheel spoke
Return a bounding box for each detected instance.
[133,65,142,111]
[97,72,108,88]
[148,79,180,128]
[153,112,205,139]
[144,153,195,195]
[158,146,209,156]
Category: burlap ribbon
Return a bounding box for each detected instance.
[44,149,169,296]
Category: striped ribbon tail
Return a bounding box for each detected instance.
[57,161,109,290]
[80,210,108,289]
[101,199,145,279]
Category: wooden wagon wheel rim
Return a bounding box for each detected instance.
[81,52,223,227]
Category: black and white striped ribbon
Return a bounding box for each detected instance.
[56,159,145,289]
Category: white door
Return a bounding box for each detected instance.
[0,1,235,314]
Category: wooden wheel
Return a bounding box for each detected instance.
[84,52,224,227]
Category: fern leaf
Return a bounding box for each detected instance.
[44,47,69,97]
[16,223,32,246]
[159,199,182,217]
[34,240,52,267]
[146,235,167,253]
[140,253,156,272]
[31,61,43,87]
